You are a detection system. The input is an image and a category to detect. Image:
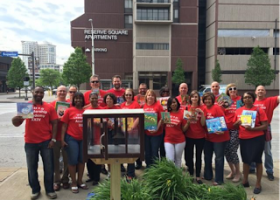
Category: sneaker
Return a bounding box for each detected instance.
[121,164,126,173]
[30,192,40,200]
[46,192,57,199]
[135,164,142,170]
[267,173,274,181]
[101,167,108,175]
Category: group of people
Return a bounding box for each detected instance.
[11,75,279,199]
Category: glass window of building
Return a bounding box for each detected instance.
[139,72,167,90]
[125,15,133,28]
[218,29,270,37]
[136,43,169,50]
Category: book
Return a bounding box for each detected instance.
[181,95,189,105]
[159,97,169,110]
[92,88,99,95]
[55,101,70,117]
[206,116,228,134]
[17,103,33,119]
[236,100,244,109]
[183,110,197,120]
[217,93,233,108]
[117,96,124,104]
[161,112,171,123]
[240,115,252,126]
[121,117,134,132]
[137,95,145,107]
[144,113,157,131]
[241,110,257,128]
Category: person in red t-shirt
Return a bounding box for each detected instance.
[61,92,87,193]
[163,97,188,169]
[143,89,163,168]
[176,83,189,111]
[211,81,221,104]
[106,75,125,105]
[12,86,58,199]
[233,92,268,194]
[184,90,206,184]
[49,85,70,191]
[202,92,230,186]
[223,83,242,183]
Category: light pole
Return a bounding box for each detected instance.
[89,18,95,75]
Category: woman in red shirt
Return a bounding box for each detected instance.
[233,92,267,194]
[143,89,163,168]
[61,92,87,193]
[184,90,206,184]
[202,92,230,186]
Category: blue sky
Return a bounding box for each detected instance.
[0,0,84,64]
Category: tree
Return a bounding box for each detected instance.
[212,60,222,83]
[172,58,186,85]
[36,69,61,90]
[7,57,28,97]
[245,46,276,87]
[62,47,92,90]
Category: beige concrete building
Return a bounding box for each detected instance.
[205,0,279,91]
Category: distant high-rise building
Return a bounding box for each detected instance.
[38,42,56,65]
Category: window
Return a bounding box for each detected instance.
[125,15,133,28]
[137,7,169,20]
[217,47,269,55]
[139,72,167,90]
[125,0,132,13]
[136,43,169,50]
[274,30,279,37]
[218,29,270,37]
[173,8,179,22]
[273,48,279,55]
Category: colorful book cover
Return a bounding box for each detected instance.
[181,95,189,105]
[17,103,33,119]
[217,93,233,108]
[240,115,252,126]
[242,110,257,128]
[92,88,99,95]
[159,97,169,110]
[117,96,124,104]
[138,95,145,107]
[121,117,134,132]
[161,112,171,123]
[55,101,70,117]
[206,116,228,134]
[236,100,244,109]
[183,110,197,120]
[144,113,157,131]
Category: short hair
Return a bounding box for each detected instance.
[103,93,117,104]
[90,74,99,81]
[139,83,147,88]
[34,86,44,91]
[69,85,77,90]
[167,97,180,112]
[159,86,170,97]
[241,92,256,104]
[225,83,237,96]
[145,89,157,104]
[89,92,98,99]
[202,92,215,105]
[123,88,135,101]
[189,90,201,106]
[57,85,67,91]
[72,92,85,107]
[112,75,121,81]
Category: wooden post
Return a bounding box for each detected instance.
[110,162,121,200]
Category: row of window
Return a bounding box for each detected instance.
[137,8,170,20]
[137,0,170,3]
[217,47,269,55]
[218,29,279,37]
[136,43,169,50]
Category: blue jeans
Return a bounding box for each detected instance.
[204,140,228,184]
[24,140,54,194]
[64,134,83,165]
[144,134,163,168]
[127,164,135,177]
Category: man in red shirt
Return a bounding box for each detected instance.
[211,81,221,103]
[134,83,147,108]
[12,86,58,200]
[250,85,280,181]
[176,83,189,110]
[107,75,125,105]
[84,75,106,107]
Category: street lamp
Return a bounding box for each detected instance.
[89,18,95,75]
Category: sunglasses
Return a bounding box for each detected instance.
[125,94,132,96]
[163,91,169,93]
[243,96,252,99]
[229,87,237,91]
[91,81,99,83]
[69,91,76,94]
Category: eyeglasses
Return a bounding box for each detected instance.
[69,91,76,94]
[229,87,237,91]
[163,91,169,93]
[91,81,99,83]
[243,96,252,99]
[125,94,132,96]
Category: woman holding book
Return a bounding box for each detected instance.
[61,92,87,193]
[202,92,230,185]
[143,89,163,168]
[164,97,188,168]
[223,83,242,182]
[184,90,206,184]
[233,92,267,194]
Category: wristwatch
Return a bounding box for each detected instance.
[51,138,57,142]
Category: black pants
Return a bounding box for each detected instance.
[185,137,205,177]
[87,159,101,181]
[159,130,166,159]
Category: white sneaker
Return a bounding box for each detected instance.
[106,172,111,180]
[30,192,40,200]
[46,192,57,199]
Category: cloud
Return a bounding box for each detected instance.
[0,0,84,64]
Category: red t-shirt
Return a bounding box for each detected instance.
[185,105,207,139]
[106,88,125,104]
[176,95,188,111]
[254,96,279,124]
[164,110,186,144]
[61,107,84,140]
[234,106,268,139]
[85,106,102,145]
[25,102,58,143]
[120,101,141,109]
[84,89,106,107]
[134,95,145,108]
[214,94,221,105]
[143,103,163,136]
[49,99,71,141]
[224,96,241,130]
[204,105,230,143]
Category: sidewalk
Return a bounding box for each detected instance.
[0,162,279,200]
[0,91,56,103]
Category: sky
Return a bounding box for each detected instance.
[0,0,84,64]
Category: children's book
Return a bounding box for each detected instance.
[92,88,99,95]
[159,97,169,110]
[206,116,228,134]
[121,117,134,132]
[236,100,244,109]
[217,93,233,108]
[55,101,70,117]
[161,112,171,123]
[117,96,124,104]
[241,110,257,128]
[183,110,197,120]
[144,113,157,131]
[138,95,145,107]
[240,115,252,126]
[17,103,33,119]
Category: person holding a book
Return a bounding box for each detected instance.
[202,92,230,186]
[176,83,189,110]
[233,92,268,194]
[163,97,188,168]
[61,92,88,193]
[106,75,125,105]
[12,86,58,200]
[223,83,242,183]
[49,85,71,191]
[143,89,164,168]
[184,90,206,184]
[84,75,106,107]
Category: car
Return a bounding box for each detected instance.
[20,87,31,91]
[52,89,57,95]
[198,84,227,96]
